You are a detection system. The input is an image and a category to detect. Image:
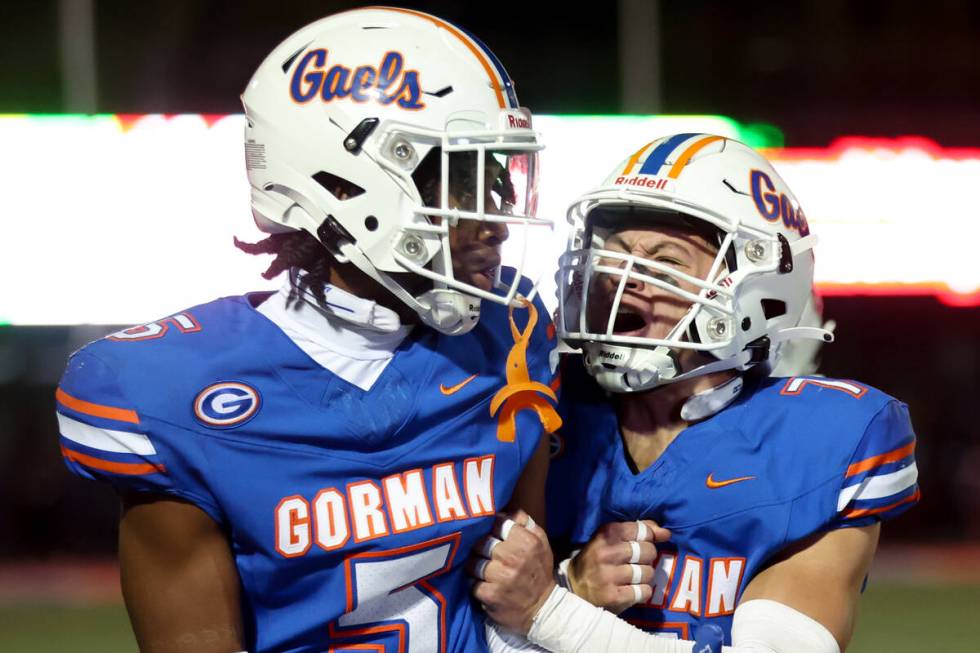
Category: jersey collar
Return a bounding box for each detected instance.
[289,269,407,334]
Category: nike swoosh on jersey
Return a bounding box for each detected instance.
[705,473,756,489]
[440,373,478,395]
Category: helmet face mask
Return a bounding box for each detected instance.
[580,211,728,342]
[557,134,830,393]
[241,7,548,334]
[390,135,542,306]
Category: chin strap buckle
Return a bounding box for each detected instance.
[745,336,771,365]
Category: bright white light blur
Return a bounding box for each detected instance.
[1,114,268,325]
[767,140,980,297]
[0,116,976,325]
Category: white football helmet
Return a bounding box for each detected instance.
[557,133,833,392]
[242,7,547,334]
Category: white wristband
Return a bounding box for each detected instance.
[732,600,840,653]
[527,587,840,653]
[528,585,691,653]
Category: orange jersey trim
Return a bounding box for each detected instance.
[56,387,139,424]
[846,441,916,478]
[61,445,164,476]
[841,487,920,519]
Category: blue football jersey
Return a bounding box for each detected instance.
[55,278,558,653]
[548,361,918,644]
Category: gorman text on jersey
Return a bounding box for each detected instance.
[274,455,496,557]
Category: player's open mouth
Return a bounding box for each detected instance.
[472,266,497,292]
[612,310,647,335]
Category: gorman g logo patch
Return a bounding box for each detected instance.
[194,382,261,428]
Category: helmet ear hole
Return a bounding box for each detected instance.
[761,299,787,320]
[313,171,365,200]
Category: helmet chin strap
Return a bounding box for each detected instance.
[679,375,744,422]
[264,182,482,336]
[583,325,836,419]
[585,321,835,394]
[773,325,836,344]
[414,288,481,335]
[585,343,752,394]
[585,342,751,421]
[337,240,481,336]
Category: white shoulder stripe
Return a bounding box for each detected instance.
[837,462,918,511]
[57,413,157,456]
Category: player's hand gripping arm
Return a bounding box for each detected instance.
[472,515,667,640]
[565,519,670,614]
[119,492,246,653]
[474,517,877,653]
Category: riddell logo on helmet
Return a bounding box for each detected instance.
[599,350,626,362]
[289,49,425,110]
[507,115,531,129]
[614,176,669,190]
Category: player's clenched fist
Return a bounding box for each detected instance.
[567,519,671,614]
[469,511,555,634]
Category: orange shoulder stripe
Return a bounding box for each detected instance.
[841,487,920,520]
[56,388,139,424]
[846,440,915,478]
[61,445,164,476]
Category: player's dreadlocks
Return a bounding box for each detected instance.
[234,230,333,306]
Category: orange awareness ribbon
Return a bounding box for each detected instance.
[489,300,563,442]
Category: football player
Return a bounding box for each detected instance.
[472,134,919,653]
[55,7,559,653]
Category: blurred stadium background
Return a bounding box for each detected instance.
[1,1,977,651]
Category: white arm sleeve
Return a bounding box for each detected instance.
[486,620,551,653]
[730,600,841,653]
[525,587,840,653]
[527,587,693,653]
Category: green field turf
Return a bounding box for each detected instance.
[0,583,975,652]
[849,583,978,652]
[0,603,134,653]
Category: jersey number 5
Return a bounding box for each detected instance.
[780,377,867,399]
[328,532,461,653]
[107,313,201,341]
